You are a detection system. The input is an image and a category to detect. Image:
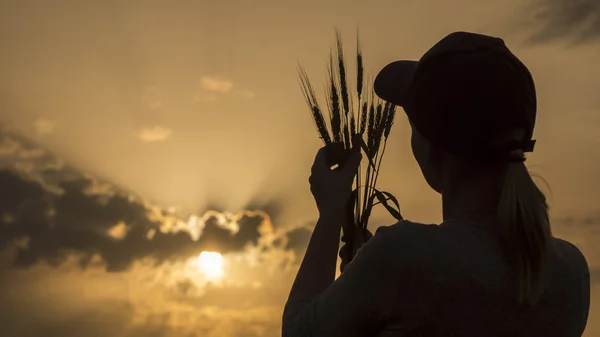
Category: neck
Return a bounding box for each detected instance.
[440,159,506,224]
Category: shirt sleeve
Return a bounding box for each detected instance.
[282,226,402,337]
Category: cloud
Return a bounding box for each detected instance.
[138,126,172,142]
[0,133,65,191]
[0,137,19,156]
[195,77,255,102]
[0,263,285,337]
[33,118,56,136]
[277,226,312,259]
[0,168,276,272]
[522,0,600,44]
[0,131,306,274]
[199,77,234,93]
[108,221,129,240]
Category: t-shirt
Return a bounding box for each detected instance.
[282,220,590,336]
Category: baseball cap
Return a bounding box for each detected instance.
[374,31,537,161]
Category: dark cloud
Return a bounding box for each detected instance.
[244,197,285,228]
[193,213,263,253]
[0,131,281,272]
[524,0,600,45]
[235,214,265,246]
[283,227,312,258]
[201,196,285,230]
[0,168,260,272]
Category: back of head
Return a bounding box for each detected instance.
[405,32,537,160]
[375,31,554,305]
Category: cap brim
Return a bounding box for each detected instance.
[374,60,418,106]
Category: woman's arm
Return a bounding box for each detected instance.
[282,145,398,336]
[282,225,400,337]
[284,212,345,315]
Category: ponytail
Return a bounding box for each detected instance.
[497,159,554,306]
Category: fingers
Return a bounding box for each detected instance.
[311,145,334,175]
[332,150,361,183]
[342,151,362,174]
[313,143,356,168]
[325,143,347,167]
[309,144,361,197]
[312,146,329,169]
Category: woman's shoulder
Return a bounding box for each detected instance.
[361,220,448,278]
[369,220,444,258]
[552,238,590,275]
[373,219,441,241]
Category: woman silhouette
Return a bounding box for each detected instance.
[282,32,590,337]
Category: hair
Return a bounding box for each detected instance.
[496,150,554,306]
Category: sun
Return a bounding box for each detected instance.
[194,251,224,280]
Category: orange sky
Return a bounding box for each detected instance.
[0,1,599,336]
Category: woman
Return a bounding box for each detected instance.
[282,32,590,336]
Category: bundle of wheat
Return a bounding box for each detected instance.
[298,30,403,267]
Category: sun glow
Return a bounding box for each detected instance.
[194,251,224,280]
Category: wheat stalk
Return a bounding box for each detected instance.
[298,29,403,266]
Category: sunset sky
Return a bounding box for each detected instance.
[0,1,599,336]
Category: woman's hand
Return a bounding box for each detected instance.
[309,143,362,219]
